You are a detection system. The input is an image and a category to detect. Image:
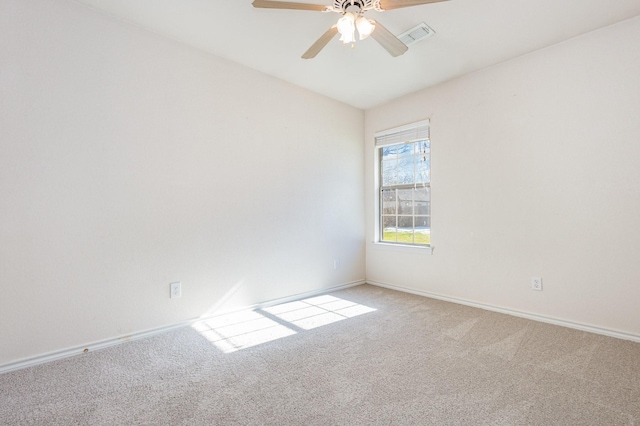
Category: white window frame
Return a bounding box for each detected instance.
[374,119,432,250]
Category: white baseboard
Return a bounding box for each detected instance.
[0,279,365,375]
[367,280,640,343]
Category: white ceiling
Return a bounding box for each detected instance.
[73,0,640,109]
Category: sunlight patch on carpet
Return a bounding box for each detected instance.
[192,295,376,353]
[192,310,296,353]
[264,295,376,330]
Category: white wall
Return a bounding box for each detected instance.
[365,16,640,336]
[0,0,365,366]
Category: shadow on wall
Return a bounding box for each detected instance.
[191,295,376,353]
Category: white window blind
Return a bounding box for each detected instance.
[375,119,430,147]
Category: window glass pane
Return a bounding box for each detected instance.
[397,216,414,244]
[397,157,415,185]
[414,187,430,215]
[381,189,396,215]
[414,186,430,201]
[415,216,430,229]
[416,155,430,184]
[415,216,430,245]
[397,189,413,215]
[382,216,397,242]
[414,201,430,216]
[414,140,430,155]
[382,145,399,160]
[381,160,397,186]
[398,216,413,228]
[397,143,413,157]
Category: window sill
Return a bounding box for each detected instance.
[370,242,434,254]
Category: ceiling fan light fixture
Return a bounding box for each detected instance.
[337,12,356,44]
[356,16,375,40]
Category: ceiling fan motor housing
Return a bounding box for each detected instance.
[333,0,380,14]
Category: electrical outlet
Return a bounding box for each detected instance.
[333,259,340,270]
[170,282,182,299]
[531,277,542,291]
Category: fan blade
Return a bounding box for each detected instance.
[302,26,339,59]
[370,21,408,57]
[252,0,327,11]
[378,0,449,10]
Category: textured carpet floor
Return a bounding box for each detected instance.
[2,284,640,425]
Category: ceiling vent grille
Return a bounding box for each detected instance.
[398,22,435,46]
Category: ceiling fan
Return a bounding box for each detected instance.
[252,0,449,59]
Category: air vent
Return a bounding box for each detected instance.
[398,22,435,46]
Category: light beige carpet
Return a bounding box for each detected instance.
[2,284,640,425]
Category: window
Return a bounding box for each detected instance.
[376,120,430,246]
